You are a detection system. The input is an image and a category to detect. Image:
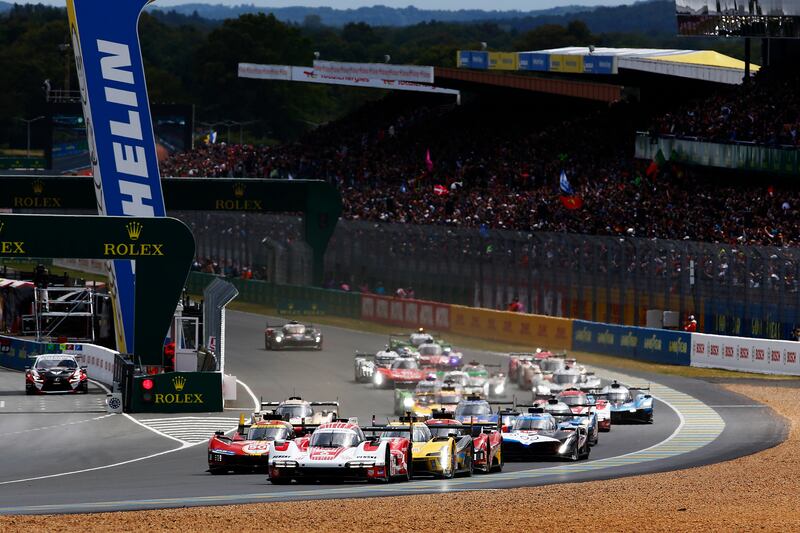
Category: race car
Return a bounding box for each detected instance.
[460,361,507,398]
[264,321,322,350]
[453,395,506,424]
[427,411,503,473]
[373,356,429,389]
[596,381,654,423]
[558,388,611,433]
[508,353,537,383]
[394,376,440,415]
[416,343,463,369]
[517,359,544,389]
[376,418,472,478]
[538,354,567,375]
[268,420,413,484]
[535,396,599,447]
[388,328,437,351]
[501,409,590,461]
[354,349,401,382]
[208,416,296,474]
[25,354,88,394]
[259,397,339,427]
[397,385,464,417]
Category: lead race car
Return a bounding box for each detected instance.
[264,321,323,350]
[25,354,88,394]
[208,416,297,474]
[268,420,413,484]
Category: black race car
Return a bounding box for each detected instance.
[25,354,89,394]
[264,321,323,350]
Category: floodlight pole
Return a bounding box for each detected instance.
[16,116,45,158]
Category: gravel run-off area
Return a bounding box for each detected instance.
[2,383,797,532]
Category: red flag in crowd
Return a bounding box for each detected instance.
[560,196,583,210]
[425,149,434,172]
[433,184,449,196]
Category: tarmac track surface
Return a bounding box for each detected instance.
[0,310,786,514]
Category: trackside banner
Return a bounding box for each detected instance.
[67,0,167,354]
[691,332,800,375]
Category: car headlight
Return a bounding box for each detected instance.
[315,336,321,342]
[274,336,282,342]
[403,397,414,408]
[558,435,575,454]
[374,373,383,385]
[494,383,505,395]
[536,385,550,394]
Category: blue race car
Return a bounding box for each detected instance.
[597,381,653,423]
[501,410,590,461]
[454,396,498,424]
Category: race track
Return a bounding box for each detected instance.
[0,310,786,514]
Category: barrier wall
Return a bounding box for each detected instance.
[361,295,451,331]
[571,320,691,366]
[187,272,361,318]
[0,335,60,371]
[450,305,573,350]
[61,343,117,387]
[691,332,800,375]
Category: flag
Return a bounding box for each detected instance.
[560,196,584,210]
[646,149,665,178]
[425,149,433,172]
[559,170,574,195]
[559,169,582,210]
[433,184,448,196]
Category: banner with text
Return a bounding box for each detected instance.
[313,60,434,84]
[450,306,572,350]
[572,320,691,366]
[691,332,800,375]
[68,0,168,354]
[361,295,451,332]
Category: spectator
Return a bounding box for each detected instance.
[683,315,698,332]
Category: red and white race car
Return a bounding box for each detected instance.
[208,417,303,474]
[373,356,429,389]
[557,388,611,433]
[268,420,413,484]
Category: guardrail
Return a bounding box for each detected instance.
[691,332,800,375]
[187,272,361,318]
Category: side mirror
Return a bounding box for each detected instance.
[214,430,224,436]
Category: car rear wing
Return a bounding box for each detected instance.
[508,352,536,358]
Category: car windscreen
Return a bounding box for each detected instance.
[553,373,581,385]
[456,403,491,416]
[276,404,313,419]
[559,395,588,406]
[435,393,462,404]
[283,324,306,334]
[428,425,464,438]
[36,357,77,370]
[392,360,418,370]
[418,345,442,356]
[310,430,360,448]
[443,374,469,387]
[606,391,630,403]
[512,418,553,431]
[540,359,565,372]
[380,426,430,442]
[247,426,290,441]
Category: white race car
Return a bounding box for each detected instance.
[268,420,412,484]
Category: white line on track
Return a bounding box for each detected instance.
[236,377,260,412]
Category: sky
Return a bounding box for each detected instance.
[20,1,642,11]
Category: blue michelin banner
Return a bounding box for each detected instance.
[68,0,167,354]
[582,55,616,74]
[572,320,691,366]
[518,52,549,72]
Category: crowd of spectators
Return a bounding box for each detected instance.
[652,70,800,146]
[162,80,800,248]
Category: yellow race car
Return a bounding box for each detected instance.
[375,418,473,478]
[400,387,464,418]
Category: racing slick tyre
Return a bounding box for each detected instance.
[459,445,474,477]
[491,449,503,473]
[269,477,291,485]
[396,444,413,481]
[441,443,457,479]
[25,386,35,395]
[209,467,227,475]
[568,440,580,462]
[370,448,391,483]
[79,381,89,394]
